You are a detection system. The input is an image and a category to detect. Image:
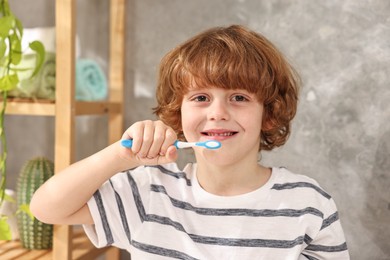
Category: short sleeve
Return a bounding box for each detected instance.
[82,171,138,250]
[301,197,350,259]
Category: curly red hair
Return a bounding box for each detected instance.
[154,25,300,151]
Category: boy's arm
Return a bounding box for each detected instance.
[30,120,177,225]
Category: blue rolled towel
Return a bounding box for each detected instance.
[75,59,108,101]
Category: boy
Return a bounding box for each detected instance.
[31,25,349,259]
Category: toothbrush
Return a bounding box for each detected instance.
[173,140,221,149]
[121,139,221,150]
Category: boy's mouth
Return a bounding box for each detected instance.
[201,130,238,137]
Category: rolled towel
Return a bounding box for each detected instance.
[8,52,56,99]
[22,27,56,54]
[22,27,81,57]
[75,59,108,101]
[35,53,56,100]
[8,55,107,101]
[7,53,39,98]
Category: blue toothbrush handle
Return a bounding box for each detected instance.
[122,139,176,148]
[121,139,133,148]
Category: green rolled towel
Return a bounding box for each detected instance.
[34,53,56,100]
[8,52,56,100]
[75,59,107,101]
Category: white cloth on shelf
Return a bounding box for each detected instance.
[22,27,81,57]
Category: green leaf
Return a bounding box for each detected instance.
[0,217,12,240]
[15,17,23,38]
[0,74,19,91]
[10,32,22,65]
[0,16,15,38]
[29,41,45,78]
[0,39,6,60]
[2,0,12,16]
[18,204,34,220]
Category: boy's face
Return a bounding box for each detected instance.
[181,87,263,165]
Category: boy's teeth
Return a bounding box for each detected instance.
[207,132,234,136]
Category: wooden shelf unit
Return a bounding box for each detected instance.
[5,99,121,116]
[1,0,126,259]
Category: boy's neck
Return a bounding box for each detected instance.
[195,155,271,196]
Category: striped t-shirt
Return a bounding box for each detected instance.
[83,163,349,259]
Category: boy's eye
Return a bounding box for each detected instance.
[193,95,209,102]
[231,95,248,102]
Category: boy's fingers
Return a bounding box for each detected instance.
[121,120,177,161]
[136,146,176,166]
[138,121,154,157]
[153,146,177,165]
[160,129,177,155]
[128,123,144,154]
[148,126,165,158]
[165,146,178,162]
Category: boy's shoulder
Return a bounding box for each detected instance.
[273,167,320,185]
[120,163,191,183]
[271,167,332,201]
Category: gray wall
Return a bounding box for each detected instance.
[7,1,390,259]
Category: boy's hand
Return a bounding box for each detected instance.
[120,120,178,166]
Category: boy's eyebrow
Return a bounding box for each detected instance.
[183,87,207,94]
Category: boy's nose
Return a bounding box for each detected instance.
[207,100,230,121]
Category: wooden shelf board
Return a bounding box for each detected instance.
[0,229,114,260]
[4,99,55,116]
[75,101,121,115]
[4,99,121,116]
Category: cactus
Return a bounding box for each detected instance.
[16,157,54,249]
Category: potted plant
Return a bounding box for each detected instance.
[0,0,45,240]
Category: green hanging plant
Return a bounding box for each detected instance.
[0,0,45,240]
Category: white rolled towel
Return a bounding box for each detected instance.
[22,26,81,57]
